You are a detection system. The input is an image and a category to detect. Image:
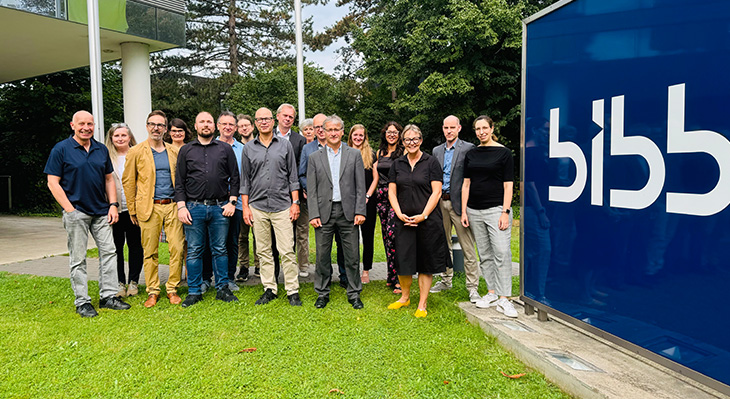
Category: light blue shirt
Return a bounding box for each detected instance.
[327,144,342,202]
[443,140,457,194]
[218,137,244,210]
[299,140,324,191]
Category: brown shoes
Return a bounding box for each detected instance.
[167,292,182,305]
[144,294,159,308]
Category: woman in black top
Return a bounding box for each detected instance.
[387,125,449,318]
[348,124,378,283]
[461,115,517,318]
[372,122,404,292]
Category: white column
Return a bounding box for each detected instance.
[121,42,151,142]
[87,0,104,141]
[294,0,305,122]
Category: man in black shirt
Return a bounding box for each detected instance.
[175,111,240,307]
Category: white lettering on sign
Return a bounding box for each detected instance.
[547,83,730,216]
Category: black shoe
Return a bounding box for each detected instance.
[314,295,330,309]
[339,280,348,289]
[99,296,131,310]
[236,268,249,283]
[254,267,261,277]
[348,297,364,309]
[76,303,98,318]
[255,289,277,305]
[181,294,203,308]
[287,293,303,306]
[216,287,239,303]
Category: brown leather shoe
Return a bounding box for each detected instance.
[167,292,182,305]
[144,294,159,308]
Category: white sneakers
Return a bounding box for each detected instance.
[469,289,482,303]
[299,270,310,278]
[429,281,452,293]
[475,294,518,318]
[475,292,498,308]
[496,298,518,318]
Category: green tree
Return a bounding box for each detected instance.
[0,66,123,212]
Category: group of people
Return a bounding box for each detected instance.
[45,105,516,319]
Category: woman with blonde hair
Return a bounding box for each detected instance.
[105,123,143,297]
[348,124,378,283]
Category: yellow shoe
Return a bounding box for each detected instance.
[388,300,410,309]
[414,308,428,318]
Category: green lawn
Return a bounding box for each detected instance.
[0,272,565,399]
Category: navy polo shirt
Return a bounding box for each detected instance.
[44,136,114,216]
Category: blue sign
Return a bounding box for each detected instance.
[523,0,730,389]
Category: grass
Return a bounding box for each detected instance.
[88,220,521,264]
[0,272,565,399]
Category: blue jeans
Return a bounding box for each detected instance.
[184,202,230,295]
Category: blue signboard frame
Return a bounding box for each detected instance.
[522,0,730,394]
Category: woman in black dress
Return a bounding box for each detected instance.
[387,124,450,317]
[348,124,378,283]
[372,122,404,292]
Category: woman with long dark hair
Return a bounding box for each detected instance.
[372,121,404,292]
[164,118,192,148]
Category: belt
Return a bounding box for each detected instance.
[442,193,451,201]
[190,199,227,206]
[154,199,174,204]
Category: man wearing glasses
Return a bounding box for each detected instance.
[123,110,185,307]
[176,111,240,307]
[307,115,366,309]
[241,107,302,306]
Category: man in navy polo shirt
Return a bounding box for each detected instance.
[45,110,131,317]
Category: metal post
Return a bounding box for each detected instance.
[87,0,104,140]
[294,0,305,122]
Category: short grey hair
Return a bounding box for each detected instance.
[300,118,314,129]
[276,103,296,116]
[218,111,236,123]
[323,115,344,130]
[401,124,422,139]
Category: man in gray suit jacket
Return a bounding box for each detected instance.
[430,115,480,302]
[307,115,367,309]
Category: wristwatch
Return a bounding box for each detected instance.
[229,199,238,206]
[293,200,301,205]
[110,202,119,208]
[503,208,511,214]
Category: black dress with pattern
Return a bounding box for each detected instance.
[388,153,450,275]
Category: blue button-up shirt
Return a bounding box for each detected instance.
[299,140,324,191]
[327,144,343,202]
[44,136,114,216]
[443,140,456,194]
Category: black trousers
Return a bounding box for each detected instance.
[112,211,143,284]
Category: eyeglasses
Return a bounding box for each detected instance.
[218,122,236,127]
[111,122,128,129]
[146,122,166,129]
[255,117,273,123]
[314,125,323,130]
[403,138,422,144]
[386,130,399,135]
[326,128,343,133]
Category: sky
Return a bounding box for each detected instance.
[301,2,351,76]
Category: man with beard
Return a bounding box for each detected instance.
[175,112,240,307]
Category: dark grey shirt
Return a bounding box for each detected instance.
[240,135,299,213]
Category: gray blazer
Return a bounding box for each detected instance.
[307,144,367,224]
[433,138,475,216]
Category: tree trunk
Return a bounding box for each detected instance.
[228,0,238,75]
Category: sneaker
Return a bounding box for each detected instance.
[496,298,518,318]
[475,292,498,309]
[216,287,239,303]
[254,267,260,277]
[116,282,127,297]
[76,303,98,318]
[299,270,310,278]
[236,268,249,283]
[200,280,212,294]
[99,296,131,310]
[181,294,203,308]
[429,281,452,293]
[126,281,139,297]
[255,289,277,305]
[287,293,303,306]
[468,289,482,303]
[227,281,240,292]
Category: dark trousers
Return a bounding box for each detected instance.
[270,219,346,282]
[313,203,362,299]
[112,211,143,284]
[360,197,377,271]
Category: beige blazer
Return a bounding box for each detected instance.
[122,140,179,222]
